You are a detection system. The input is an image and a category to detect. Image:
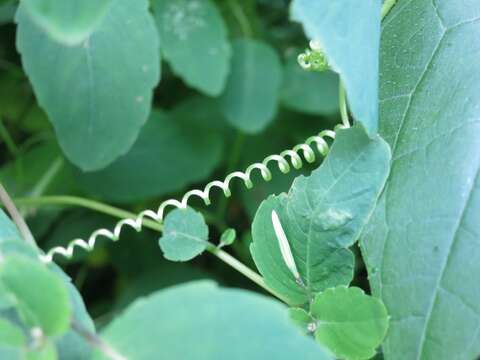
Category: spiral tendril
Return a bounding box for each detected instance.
[39,126,346,263]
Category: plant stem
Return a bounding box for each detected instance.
[207,245,292,305]
[14,196,281,303]
[0,118,18,157]
[227,0,253,37]
[381,0,397,20]
[0,183,36,247]
[339,81,350,128]
[14,195,163,232]
[29,157,64,198]
[71,320,126,360]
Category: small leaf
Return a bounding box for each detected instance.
[219,228,236,247]
[250,124,391,305]
[0,255,71,337]
[16,0,161,171]
[152,0,231,95]
[94,281,333,360]
[310,286,389,360]
[159,207,209,262]
[219,39,282,133]
[21,0,112,45]
[288,308,316,334]
[290,0,381,134]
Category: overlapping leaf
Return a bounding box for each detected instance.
[360,1,480,358]
[152,0,231,96]
[251,125,391,305]
[94,281,332,360]
[16,0,160,171]
[290,0,381,134]
[21,0,112,45]
[219,39,282,133]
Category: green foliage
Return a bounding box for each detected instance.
[251,125,391,305]
[16,0,160,171]
[291,0,381,134]
[21,0,112,45]
[0,255,71,337]
[360,1,480,359]
[152,0,231,96]
[219,39,282,133]
[76,110,223,202]
[94,281,333,360]
[1,0,477,359]
[310,286,389,360]
[159,207,209,261]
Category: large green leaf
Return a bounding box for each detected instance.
[219,39,282,133]
[310,286,389,360]
[250,125,391,306]
[95,281,332,360]
[22,0,112,45]
[360,1,480,359]
[290,0,381,134]
[0,255,71,337]
[159,207,209,262]
[16,0,160,171]
[152,0,231,96]
[77,110,223,202]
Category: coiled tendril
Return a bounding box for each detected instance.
[40,126,347,263]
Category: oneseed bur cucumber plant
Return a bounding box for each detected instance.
[0,0,479,359]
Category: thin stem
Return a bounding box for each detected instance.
[29,157,64,198]
[339,81,350,128]
[13,196,278,302]
[227,0,253,37]
[381,0,397,20]
[71,320,126,360]
[0,118,19,156]
[0,184,36,247]
[208,245,292,305]
[13,195,163,232]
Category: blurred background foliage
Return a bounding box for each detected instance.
[0,0,363,325]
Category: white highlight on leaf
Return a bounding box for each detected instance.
[271,210,302,283]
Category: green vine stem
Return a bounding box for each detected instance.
[15,195,287,303]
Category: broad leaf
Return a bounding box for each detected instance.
[281,53,339,116]
[152,0,231,96]
[251,125,391,305]
[16,0,160,171]
[0,255,71,337]
[94,281,332,360]
[159,207,209,262]
[77,110,223,202]
[360,1,480,359]
[219,39,282,133]
[21,0,112,45]
[290,0,381,134]
[310,286,389,360]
